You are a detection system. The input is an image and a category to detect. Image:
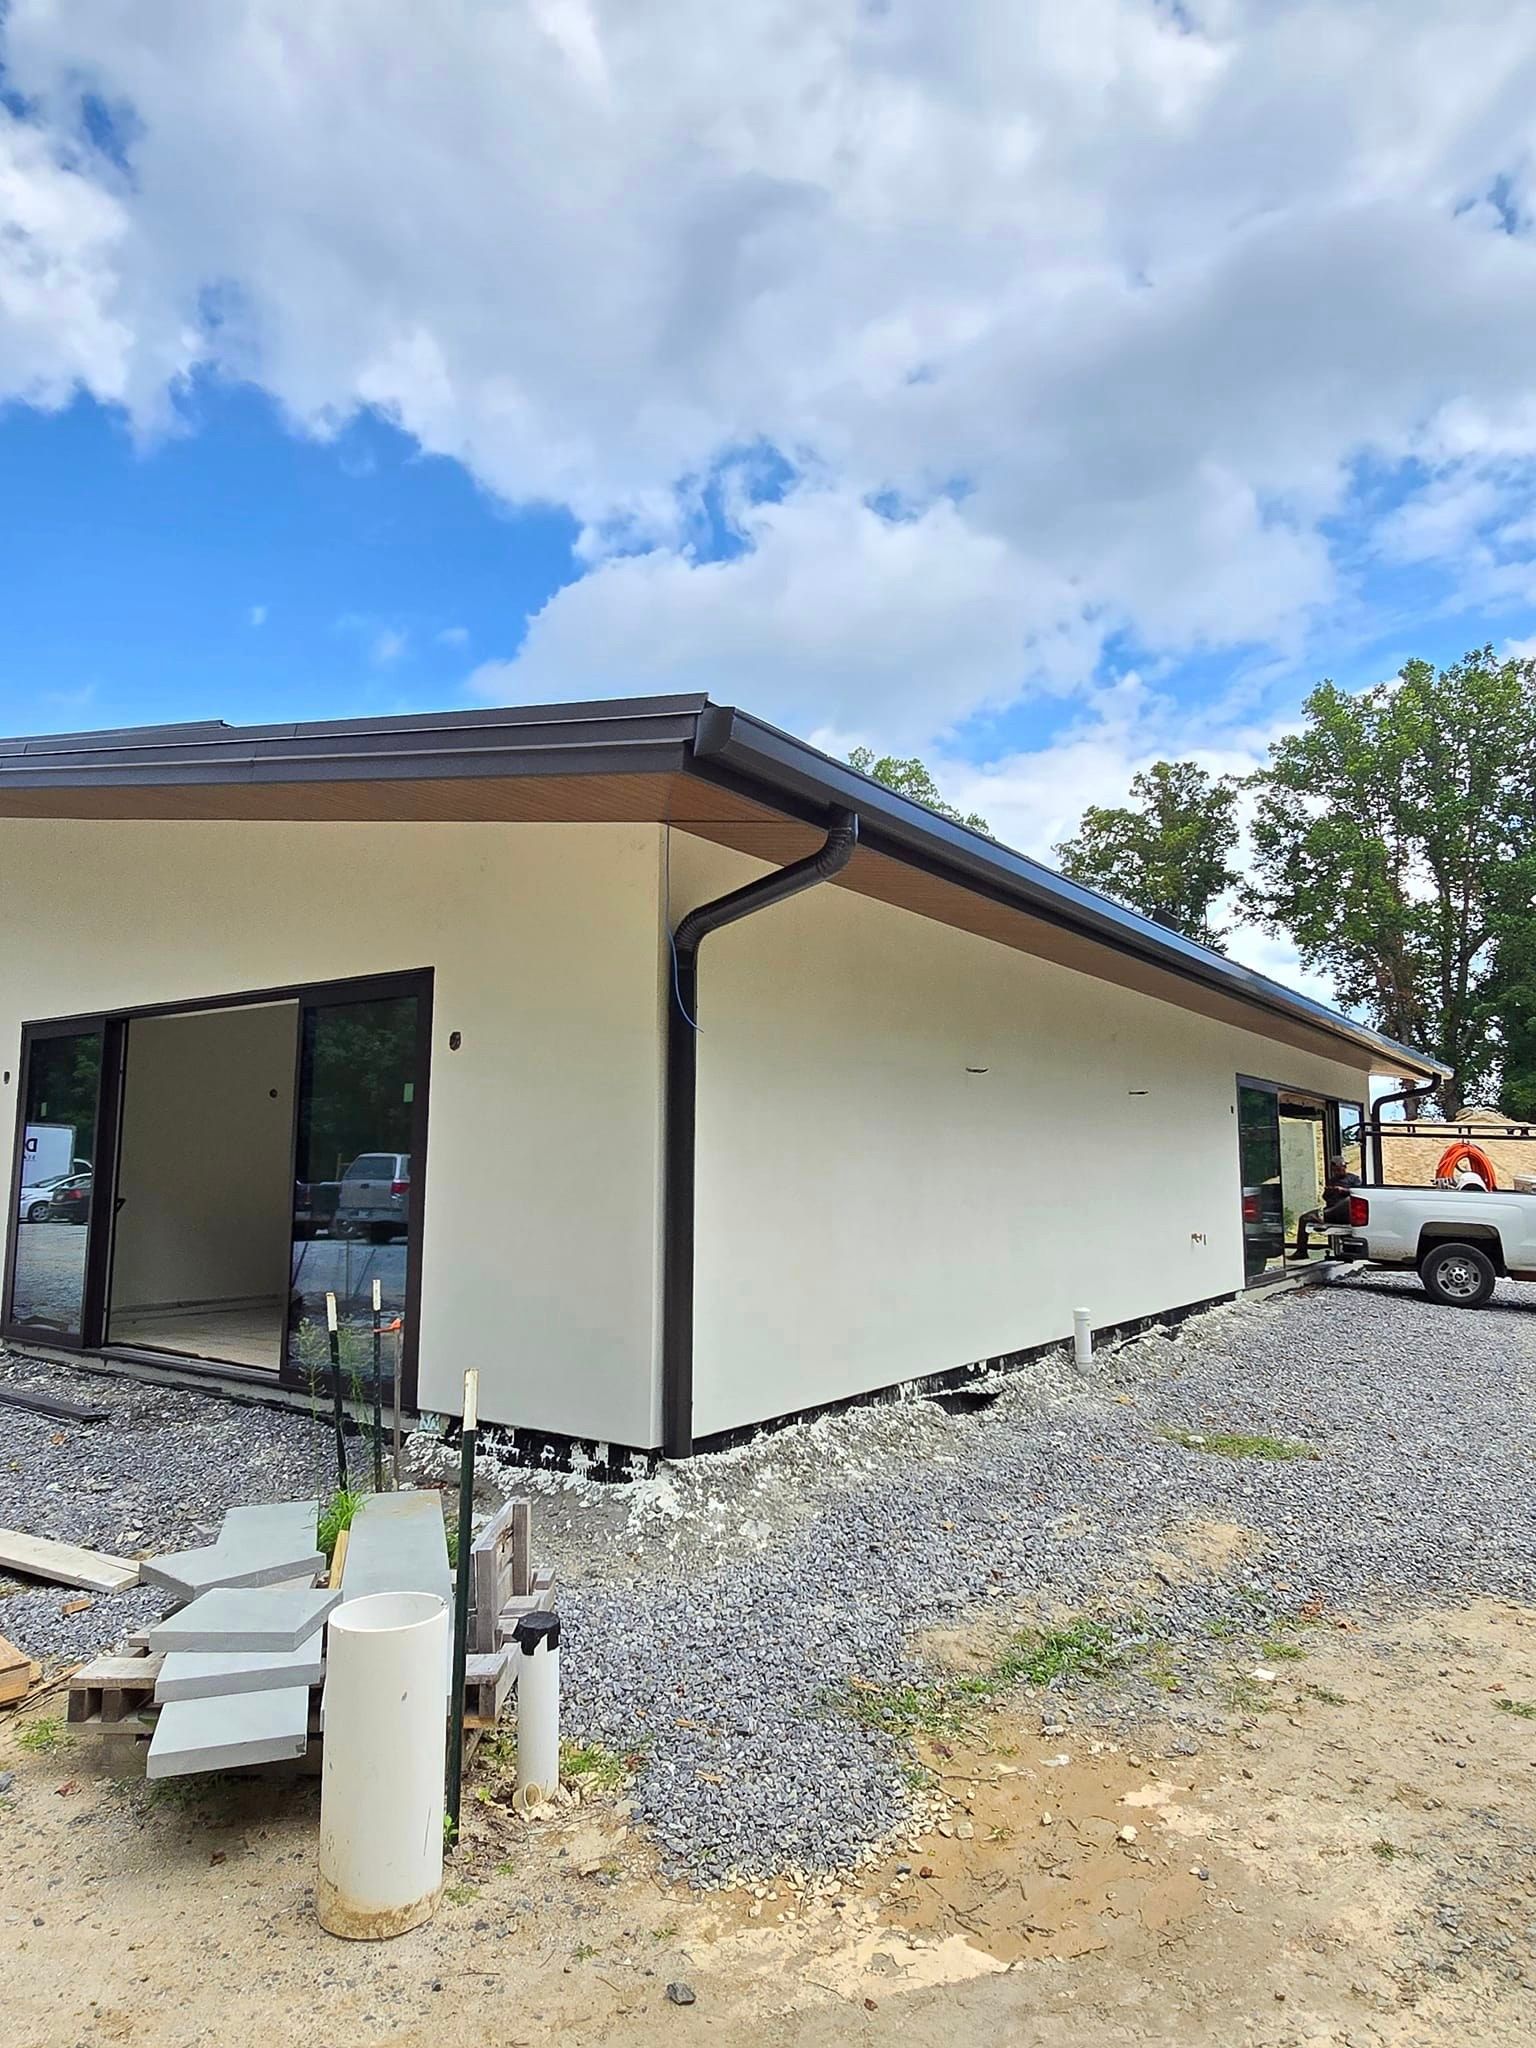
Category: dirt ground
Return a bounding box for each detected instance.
[4,1592,1534,2048]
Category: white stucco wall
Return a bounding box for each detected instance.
[667,832,1375,1440]
[0,818,667,1445]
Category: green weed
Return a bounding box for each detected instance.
[1370,1838,1398,1861]
[1303,1682,1349,1706]
[560,1739,628,1791]
[1496,1697,1536,1721]
[845,1616,1120,1739]
[317,1487,364,1562]
[1159,1427,1319,1462]
[1260,1638,1307,1662]
[16,1715,64,1754]
[443,1883,479,1906]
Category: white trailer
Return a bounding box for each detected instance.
[20,1122,78,1187]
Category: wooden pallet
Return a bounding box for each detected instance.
[68,1651,163,1725]
[468,1499,530,1653]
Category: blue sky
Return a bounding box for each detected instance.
[0,383,578,733]
[1,380,1522,779]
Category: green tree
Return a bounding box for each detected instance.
[1052,759,1243,947]
[1247,647,1536,1117]
[847,746,991,834]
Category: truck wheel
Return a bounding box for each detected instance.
[1418,1241,1497,1308]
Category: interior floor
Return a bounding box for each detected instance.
[107,1300,284,1372]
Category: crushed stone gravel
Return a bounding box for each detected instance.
[522,1274,1536,1884]
[0,1355,339,1662]
[4,1271,1535,1886]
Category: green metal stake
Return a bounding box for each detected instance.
[445,1367,478,1837]
[370,1276,385,1494]
[325,1290,349,1493]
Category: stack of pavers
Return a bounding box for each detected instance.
[143,1499,333,1778]
[68,1490,542,1772]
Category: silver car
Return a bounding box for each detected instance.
[333,1152,411,1243]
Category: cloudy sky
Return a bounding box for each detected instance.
[4,1,1536,987]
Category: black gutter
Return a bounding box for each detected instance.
[687,705,1451,1086]
[1368,1079,1435,1184]
[661,808,860,1457]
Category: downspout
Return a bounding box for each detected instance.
[1368,1079,1432,1185]
[662,808,860,1458]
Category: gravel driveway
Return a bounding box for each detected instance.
[3,1273,1534,1887]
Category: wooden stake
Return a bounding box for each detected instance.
[370,1277,385,1494]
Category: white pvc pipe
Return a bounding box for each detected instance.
[514,1613,561,1803]
[318,1590,448,1940]
[1073,1308,1093,1371]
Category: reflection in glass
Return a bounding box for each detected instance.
[288,995,419,1395]
[1237,1084,1284,1280]
[9,1031,101,1336]
[1338,1101,1366,1180]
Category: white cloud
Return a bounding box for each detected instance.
[372,627,408,666]
[436,625,470,649]
[248,603,268,627]
[5,3,1536,736]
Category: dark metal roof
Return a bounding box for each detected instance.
[0,693,1448,1079]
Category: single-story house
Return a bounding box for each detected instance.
[0,695,1445,1459]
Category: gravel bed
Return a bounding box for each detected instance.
[552,1274,1536,1884]
[4,1274,1534,1885]
[0,1354,338,1661]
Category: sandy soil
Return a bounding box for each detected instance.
[4,1593,1534,2048]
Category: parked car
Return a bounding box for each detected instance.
[333,1153,411,1243]
[1324,1183,1536,1306]
[1240,1178,1285,1278]
[16,1172,73,1223]
[293,1179,342,1239]
[45,1172,92,1225]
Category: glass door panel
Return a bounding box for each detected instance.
[288,993,420,1392]
[7,1029,104,1339]
[1237,1083,1284,1280]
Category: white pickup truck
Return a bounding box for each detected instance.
[1325,1185,1536,1306]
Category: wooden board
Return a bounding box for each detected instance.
[69,1652,163,1725]
[0,1527,139,1593]
[0,1385,108,1423]
[328,1524,350,1589]
[462,1648,511,1725]
[0,1634,30,1706]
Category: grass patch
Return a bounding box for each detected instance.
[317,1487,364,1563]
[560,1739,628,1792]
[846,1617,1120,1740]
[1303,1682,1349,1706]
[1224,1673,1279,1716]
[1370,1838,1399,1861]
[1496,1697,1536,1721]
[443,1883,479,1906]
[1159,1427,1319,1462]
[16,1715,64,1754]
[1260,1638,1307,1662]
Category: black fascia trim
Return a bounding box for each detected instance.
[0,699,705,786]
[687,705,1448,1083]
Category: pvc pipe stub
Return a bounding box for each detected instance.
[514,1610,561,1655]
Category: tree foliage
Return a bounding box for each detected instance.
[1052,759,1243,947]
[1246,647,1536,1117]
[848,746,990,834]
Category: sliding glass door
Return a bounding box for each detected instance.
[5,1024,110,1343]
[287,990,424,1391]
